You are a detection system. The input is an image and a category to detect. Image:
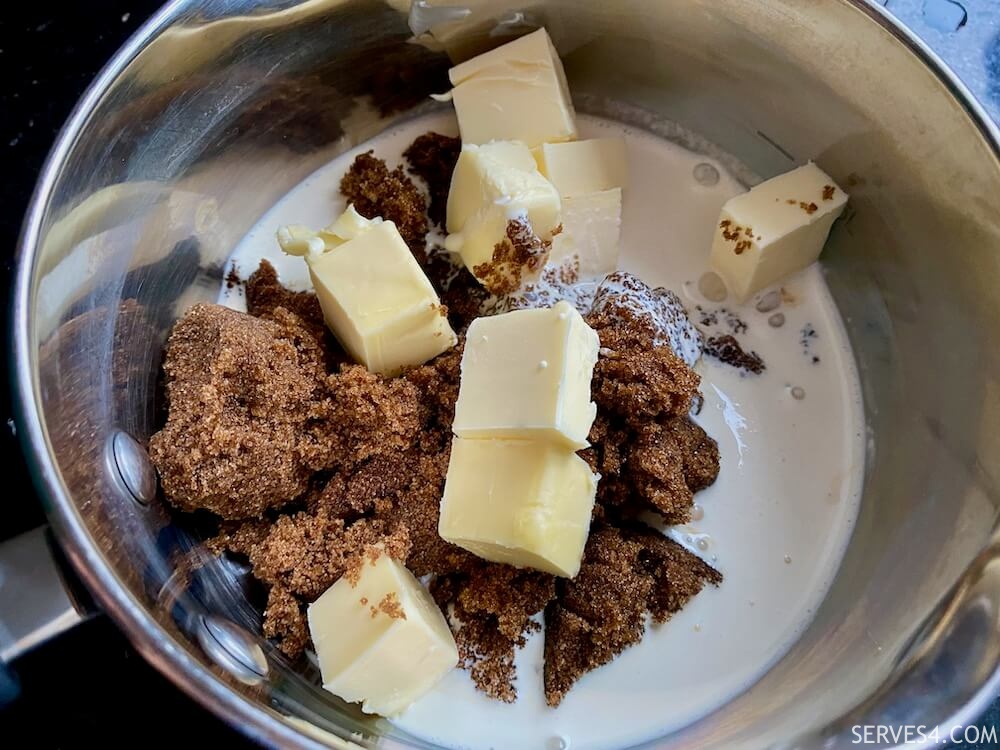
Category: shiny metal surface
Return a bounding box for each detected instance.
[196,615,271,686]
[10,1,1000,748]
[108,430,158,505]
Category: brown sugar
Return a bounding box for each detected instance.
[403,132,461,229]
[432,563,556,702]
[245,259,343,369]
[263,584,310,657]
[148,304,336,519]
[584,292,719,525]
[225,264,242,290]
[156,132,725,705]
[340,151,429,260]
[248,511,410,600]
[472,218,553,296]
[376,592,407,620]
[704,334,766,374]
[543,523,721,706]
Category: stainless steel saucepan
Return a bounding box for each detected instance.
[7,1,1000,747]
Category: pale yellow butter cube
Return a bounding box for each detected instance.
[710,163,848,302]
[279,210,456,375]
[445,141,561,286]
[453,301,599,449]
[307,555,458,716]
[448,28,577,147]
[533,138,628,198]
[439,437,599,577]
[549,188,622,278]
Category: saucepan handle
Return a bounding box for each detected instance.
[808,534,1000,746]
[0,526,95,706]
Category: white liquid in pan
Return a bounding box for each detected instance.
[221,111,864,750]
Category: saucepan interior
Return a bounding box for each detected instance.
[15,1,1000,748]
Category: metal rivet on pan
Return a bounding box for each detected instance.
[107,430,157,505]
[196,615,269,686]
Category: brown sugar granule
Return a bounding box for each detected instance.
[340,151,429,260]
[403,132,461,229]
[543,523,721,706]
[473,218,553,296]
[377,592,407,620]
[149,304,335,519]
[704,334,766,374]
[720,222,741,242]
[822,184,836,201]
[432,563,556,702]
[799,201,819,215]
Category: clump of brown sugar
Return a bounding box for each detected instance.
[148,304,336,519]
[585,292,720,524]
[263,584,310,657]
[375,592,406,620]
[248,511,410,600]
[340,151,429,260]
[404,132,461,228]
[472,218,554,296]
[704,334,766,374]
[432,563,556,702]
[544,523,722,706]
[245,260,343,368]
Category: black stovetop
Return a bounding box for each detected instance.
[1,4,998,749]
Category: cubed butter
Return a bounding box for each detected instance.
[453,301,599,449]
[307,554,458,716]
[439,437,599,577]
[533,138,628,198]
[709,163,848,302]
[448,28,577,147]
[549,188,622,278]
[445,141,561,288]
[279,207,456,375]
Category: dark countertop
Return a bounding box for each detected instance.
[0,3,998,748]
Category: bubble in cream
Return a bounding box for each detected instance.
[791,386,806,400]
[691,504,705,521]
[756,290,781,313]
[768,312,786,328]
[547,736,569,750]
[697,271,728,302]
[693,162,720,186]
[697,538,710,552]
[784,555,793,564]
